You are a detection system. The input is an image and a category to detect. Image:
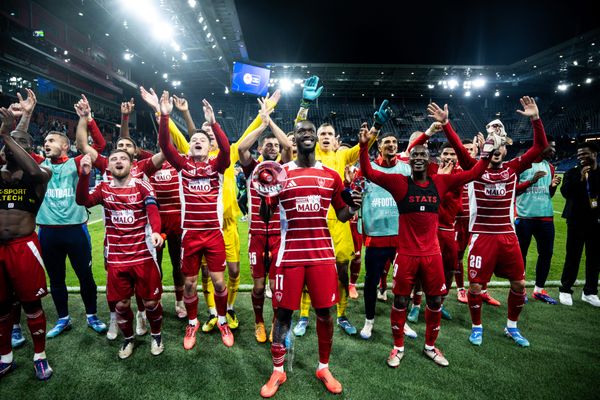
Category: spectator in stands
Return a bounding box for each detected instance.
[559,142,600,307]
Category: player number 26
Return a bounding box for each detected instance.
[469,255,482,269]
[275,274,284,291]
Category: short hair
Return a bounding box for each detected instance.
[286,131,294,137]
[192,129,211,142]
[462,139,473,145]
[578,141,599,153]
[317,122,335,133]
[109,148,133,162]
[10,129,33,146]
[378,132,397,143]
[46,131,70,146]
[259,132,277,146]
[440,142,454,151]
[117,136,137,149]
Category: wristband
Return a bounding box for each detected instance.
[300,99,314,109]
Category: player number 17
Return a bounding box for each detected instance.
[275,274,284,291]
[469,255,482,269]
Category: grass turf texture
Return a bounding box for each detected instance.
[3,289,599,399]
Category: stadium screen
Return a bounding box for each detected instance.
[231,62,270,96]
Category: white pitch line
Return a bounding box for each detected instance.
[88,219,103,225]
[64,280,598,293]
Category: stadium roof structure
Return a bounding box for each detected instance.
[2,0,599,101]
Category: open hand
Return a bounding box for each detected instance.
[173,95,189,112]
[140,86,160,112]
[516,96,539,120]
[121,98,135,115]
[427,102,448,124]
[159,91,173,115]
[17,88,37,115]
[202,99,216,125]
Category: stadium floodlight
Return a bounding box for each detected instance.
[557,83,569,91]
[463,80,472,89]
[448,79,459,89]
[473,78,486,88]
[152,23,173,42]
[224,86,230,94]
[427,84,435,89]
[573,61,579,66]
[188,0,197,8]
[171,42,181,51]
[162,73,168,79]
[293,78,303,84]
[494,90,500,97]
[279,78,293,92]
[181,53,188,61]
[123,52,133,61]
[585,78,592,84]
[464,91,471,97]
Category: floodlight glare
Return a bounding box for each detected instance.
[585,78,592,84]
[448,79,459,89]
[557,83,568,91]
[279,78,293,92]
[473,78,486,88]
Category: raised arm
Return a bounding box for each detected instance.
[203,99,230,173]
[428,102,477,170]
[238,96,274,166]
[173,95,197,135]
[157,92,187,171]
[0,108,50,183]
[120,98,135,138]
[14,89,37,134]
[358,123,408,200]
[269,119,293,163]
[75,154,103,207]
[141,86,190,154]
[295,76,323,123]
[507,97,549,173]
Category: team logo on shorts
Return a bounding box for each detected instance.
[469,270,478,279]
[275,291,283,303]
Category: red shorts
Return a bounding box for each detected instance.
[467,233,525,284]
[392,253,446,297]
[106,258,163,302]
[273,264,339,311]
[455,217,470,255]
[248,233,281,280]
[438,229,458,273]
[350,221,362,256]
[161,213,182,236]
[181,229,226,276]
[0,233,48,303]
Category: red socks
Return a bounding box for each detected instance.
[116,304,134,338]
[454,260,465,288]
[145,302,163,334]
[271,342,286,368]
[468,290,483,325]
[390,306,406,348]
[424,306,441,347]
[183,294,199,321]
[25,308,47,353]
[214,287,228,317]
[508,289,526,322]
[316,315,334,364]
[251,292,265,323]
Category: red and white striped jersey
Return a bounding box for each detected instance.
[456,184,470,219]
[243,159,281,236]
[88,178,158,266]
[275,161,346,268]
[468,165,519,234]
[175,156,224,231]
[149,161,181,216]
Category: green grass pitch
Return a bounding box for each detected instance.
[2,179,598,399]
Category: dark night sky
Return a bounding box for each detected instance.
[236,0,599,65]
